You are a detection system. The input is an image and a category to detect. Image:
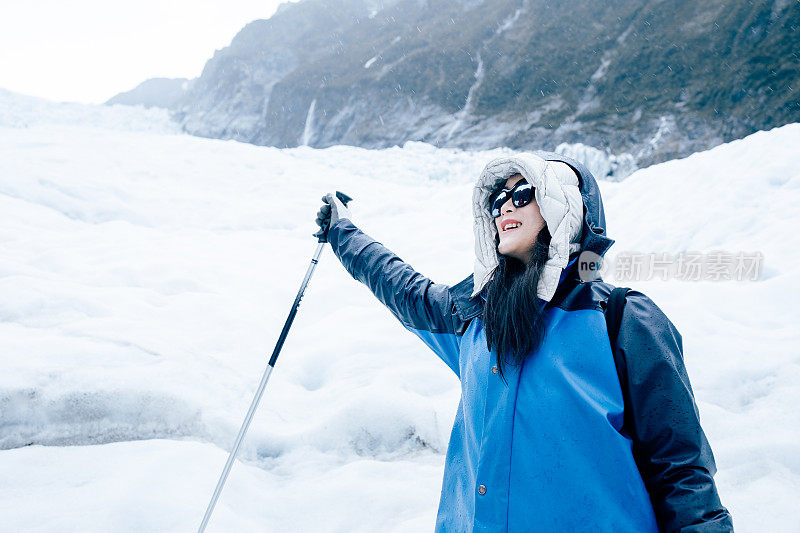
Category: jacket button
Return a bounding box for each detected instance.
[478,484,487,495]
[491,366,499,374]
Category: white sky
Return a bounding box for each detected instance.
[0,1,297,104]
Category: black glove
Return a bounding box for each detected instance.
[313,193,352,242]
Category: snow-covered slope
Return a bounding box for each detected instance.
[0,88,180,133]
[0,94,797,532]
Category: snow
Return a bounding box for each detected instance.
[446,52,484,140]
[555,141,637,180]
[0,440,442,532]
[0,90,798,532]
[0,88,180,134]
[494,6,524,36]
[301,99,317,146]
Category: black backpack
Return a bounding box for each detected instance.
[604,286,633,436]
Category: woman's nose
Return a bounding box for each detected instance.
[501,199,515,214]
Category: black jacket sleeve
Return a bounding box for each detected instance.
[326,218,464,375]
[617,290,734,532]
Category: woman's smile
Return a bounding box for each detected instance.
[494,174,546,263]
[501,218,522,232]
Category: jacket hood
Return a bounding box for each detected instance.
[471,150,614,301]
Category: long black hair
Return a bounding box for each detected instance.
[482,225,552,382]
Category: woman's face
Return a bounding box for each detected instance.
[494,174,546,264]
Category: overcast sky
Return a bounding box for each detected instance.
[0,1,297,104]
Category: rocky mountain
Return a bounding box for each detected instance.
[110,0,800,177]
[107,78,191,109]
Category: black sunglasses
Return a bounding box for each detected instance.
[489,180,535,218]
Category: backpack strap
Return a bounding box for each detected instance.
[605,286,632,436]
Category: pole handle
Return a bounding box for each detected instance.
[317,190,353,243]
[335,191,353,206]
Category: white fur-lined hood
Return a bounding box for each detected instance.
[471,151,614,301]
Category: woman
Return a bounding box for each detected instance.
[314,152,733,532]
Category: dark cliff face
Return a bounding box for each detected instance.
[166,0,799,171]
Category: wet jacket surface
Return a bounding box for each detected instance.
[326,153,732,532]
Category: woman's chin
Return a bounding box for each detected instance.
[498,250,524,264]
[498,241,521,258]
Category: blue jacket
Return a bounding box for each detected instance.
[326,153,732,532]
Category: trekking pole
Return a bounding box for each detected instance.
[198,191,353,533]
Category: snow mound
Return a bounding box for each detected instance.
[0,88,181,134]
[603,122,800,276]
[556,141,637,180]
[1,387,203,449]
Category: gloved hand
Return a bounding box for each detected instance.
[313,192,352,242]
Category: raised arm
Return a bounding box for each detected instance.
[618,291,734,532]
[326,217,464,377]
